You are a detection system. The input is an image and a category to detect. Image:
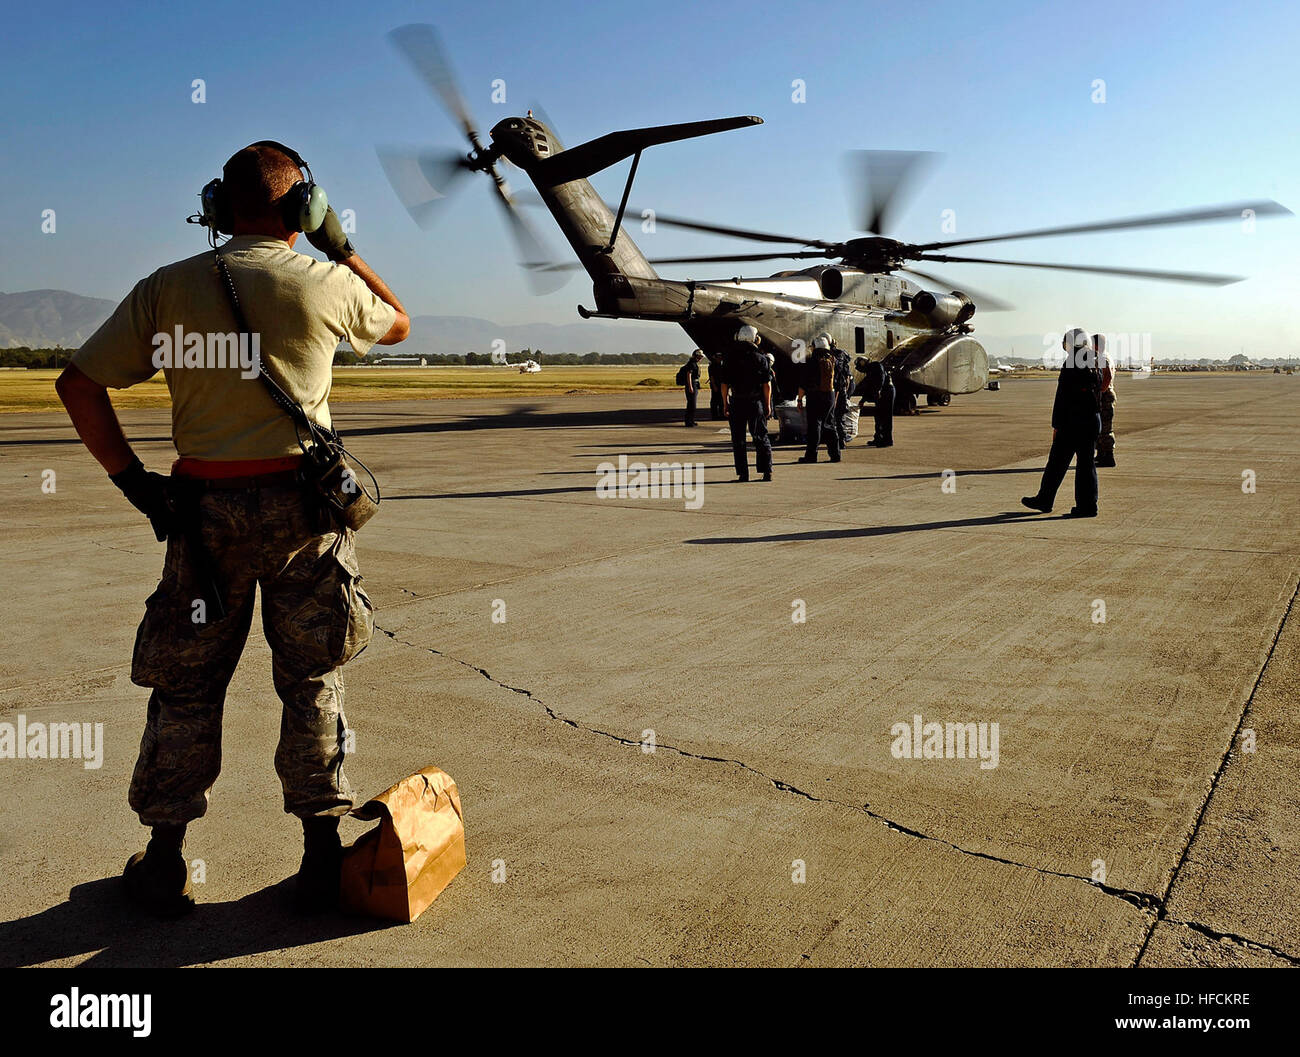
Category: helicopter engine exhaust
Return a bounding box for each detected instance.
[815,266,844,300]
[912,290,974,327]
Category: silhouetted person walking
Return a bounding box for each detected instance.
[1023,328,1102,517]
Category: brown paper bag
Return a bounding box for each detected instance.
[339,766,466,923]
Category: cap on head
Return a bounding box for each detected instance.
[813,334,831,350]
[854,356,870,371]
[736,324,759,345]
[766,353,776,365]
[692,349,703,359]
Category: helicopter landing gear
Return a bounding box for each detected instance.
[925,392,952,407]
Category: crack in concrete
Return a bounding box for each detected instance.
[1133,574,1300,968]
[374,626,1157,894]
[1162,916,1300,966]
[375,616,1299,965]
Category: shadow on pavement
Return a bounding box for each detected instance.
[687,510,1053,544]
[0,876,392,968]
[836,467,1042,481]
[348,405,682,437]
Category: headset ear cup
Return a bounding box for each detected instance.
[281,181,306,232]
[301,184,328,233]
[202,178,233,234]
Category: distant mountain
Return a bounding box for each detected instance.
[0,290,694,356]
[0,290,116,348]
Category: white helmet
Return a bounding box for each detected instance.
[812,334,831,350]
[766,353,776,365]
[736,324,760,344]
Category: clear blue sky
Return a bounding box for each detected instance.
[2,0,1297,359]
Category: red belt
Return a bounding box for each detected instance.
[172,455,303,491]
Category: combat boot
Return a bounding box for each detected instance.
[296,816,343,914]
[1021,495,1052,513]
[123,823,194,918]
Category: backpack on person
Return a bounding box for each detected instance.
[833,352,850,393]
[813,348,836,392]
[675,363,690,386]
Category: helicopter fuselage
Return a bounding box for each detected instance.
[494,114,988,400]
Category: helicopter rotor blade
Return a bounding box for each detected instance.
[846,150,940,235]
[915,253,1244,286]
[912,200,1292,252]
[513,196,838,251]
[388,24,483,149]
[487,170,568,294]
[644,250,829,266]
[899,268,1015,312]
[533,249,827,274]
[638,212,838,250]
[375,147,474,228]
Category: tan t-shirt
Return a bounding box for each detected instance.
[72,236,396,460]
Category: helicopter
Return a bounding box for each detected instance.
[377,24,1291,411]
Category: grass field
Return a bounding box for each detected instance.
[0,364,1275,414]
[0,365,683,413]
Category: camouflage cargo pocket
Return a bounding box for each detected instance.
[130,536,250,694]
[331,531,374,667]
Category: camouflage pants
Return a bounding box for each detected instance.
[1098,388,1117,458]
[128,486,373,825]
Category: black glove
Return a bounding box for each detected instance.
[304,206,356,262]
[110,458,173,541]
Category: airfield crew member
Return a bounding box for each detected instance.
[721,324,773,482]
[55,142,410,917]
[1094,333,1117,467]
[832,340,853,448]
[707,352,726,420]
[856,357,881,410]
[679,349,703,427]
[871,366,895,447]
[1022,328,1102,517]
[797,335,842,463]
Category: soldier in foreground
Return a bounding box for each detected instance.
[55,141,409,915]
[720,325,773,482]
[1093,333,1117,467]
[1022,328,1102,517]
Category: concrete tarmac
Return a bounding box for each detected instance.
[1,372,1296,966]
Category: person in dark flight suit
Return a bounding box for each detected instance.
[832,341,852,448]
[870,366,895,447]
[721,325,773,482]
[681,349,703,427]
[1022,328,1102,517]
[797,334,841,464]
[706,352,725,420]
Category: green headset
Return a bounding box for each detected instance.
[197,140,328,235]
